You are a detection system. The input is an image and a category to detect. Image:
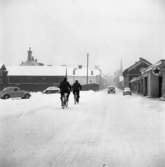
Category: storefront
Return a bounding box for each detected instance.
[142,60,165,98]
[123,58,151,88]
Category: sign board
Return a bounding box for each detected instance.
[152,66,161,76]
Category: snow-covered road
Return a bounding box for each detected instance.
[0,90,165,167]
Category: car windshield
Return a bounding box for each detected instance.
[108,86,115,89]
[46,87,59,90]
[124,87,130,91]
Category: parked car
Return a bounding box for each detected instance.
[123,87,132,95]
[0,87,31,99]
[107,86,116,94]
[43,86,60,94]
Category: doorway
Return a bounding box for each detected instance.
[159,76,162,97]
[144,77,148,96]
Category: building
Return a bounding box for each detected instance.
[141,60,165,98]
[0,65,101,91]
[0,47,102,91]
[126,59,165,98]
[67,66,100,85]
[20,47,44,66]
[122,57,165,99]
[5,66,66,91]
[123,57,152,88]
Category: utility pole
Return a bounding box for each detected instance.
[86,53,89,84]
[65,67,67,79]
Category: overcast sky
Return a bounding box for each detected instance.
[0,0,165,74]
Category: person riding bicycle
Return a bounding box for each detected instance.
[72,80,82,103]
[59,77,71,107]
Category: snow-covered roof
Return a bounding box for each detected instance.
[142,59,165,74]
[6,66,100,77]
[123,57,152,75]
[67,67,100,76]
[130,76,142,83]
[77,68,100,76]
[7,66,66,76]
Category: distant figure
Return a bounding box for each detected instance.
[59,77,71,108]
[72,80,82,104]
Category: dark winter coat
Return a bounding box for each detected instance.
[72,82,82,92]
[59,80,71,93]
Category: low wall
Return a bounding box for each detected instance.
[82,84,99,91]
[0,83,100,92]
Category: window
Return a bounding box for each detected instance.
[14,88,18,91]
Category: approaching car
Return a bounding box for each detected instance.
[43,86,60,94]
[123,87,132,95]
[107,86,116,94]
[0,87,31,99]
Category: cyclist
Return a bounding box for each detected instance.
[59,77,71,108]
[72,80,82,104]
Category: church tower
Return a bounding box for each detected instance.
[20,47,44,66]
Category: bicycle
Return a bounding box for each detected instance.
[73,92,79,104]
[61,93,68,109]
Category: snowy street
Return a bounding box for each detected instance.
[0,90,165,167]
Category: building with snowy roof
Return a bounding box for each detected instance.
[123,57,152,88]
[67,66,100,85]
[130,59,165,98]
[0,65,101,91]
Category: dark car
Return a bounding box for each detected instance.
[0,87,31,99]
[107,86,116,94]
[123,87,132,95]
[43,86,60,94]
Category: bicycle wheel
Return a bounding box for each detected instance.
[74,93,79,104]
[63,93,68,108]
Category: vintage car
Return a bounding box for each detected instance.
[43,86,60,94]
[0,87,31,99]
[123,87,132,95]
[107,86,116,94]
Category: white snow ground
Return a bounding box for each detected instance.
[0,90,165,167]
